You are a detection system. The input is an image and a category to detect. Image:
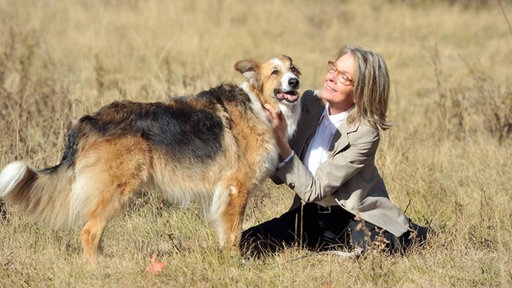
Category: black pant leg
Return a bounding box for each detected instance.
[347,219,430,254]
[241,203,355,256]
[240,207,302,256]
[402,221,430,249]
[299,203,353,251]
[347,219,398,253]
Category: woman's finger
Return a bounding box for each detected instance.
[263,104,280,124]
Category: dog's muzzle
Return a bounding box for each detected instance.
[275,77,300,103]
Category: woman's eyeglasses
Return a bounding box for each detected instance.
[327,61,354,86]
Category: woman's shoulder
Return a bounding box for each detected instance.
[346,121,380,143]
[300,90,324,113]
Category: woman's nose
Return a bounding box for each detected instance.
[326,72,337,83]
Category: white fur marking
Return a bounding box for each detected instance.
[279,101,300,139]
[209,183,231,245]
[210,184,229,222]
[270,57,285,69]
[0,161,27,197]
[282,71,297,90]
[240,82,268,122]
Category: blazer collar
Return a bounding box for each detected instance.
[331,119,360,153]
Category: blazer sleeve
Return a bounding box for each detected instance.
[274,124,380,203]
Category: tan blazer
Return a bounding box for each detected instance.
[274,90,410,237]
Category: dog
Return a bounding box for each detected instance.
[0,55,301,264]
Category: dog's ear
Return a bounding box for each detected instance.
[234,59,260,81]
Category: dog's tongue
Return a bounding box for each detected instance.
[277,91,298,102]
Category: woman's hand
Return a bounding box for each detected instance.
[263,104,287,137]
[264,104,294,160]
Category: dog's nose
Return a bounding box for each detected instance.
[288,78,299,89]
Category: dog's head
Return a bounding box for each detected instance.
[234,55,301,106]
[234,55,301,138]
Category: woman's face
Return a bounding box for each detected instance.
[320,53,355,115]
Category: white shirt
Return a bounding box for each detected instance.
[304,105,352,176]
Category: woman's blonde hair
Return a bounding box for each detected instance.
[334,45,391,131]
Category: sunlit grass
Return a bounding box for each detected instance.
[1,0,511,287]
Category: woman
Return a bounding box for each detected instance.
[240,45,429,256]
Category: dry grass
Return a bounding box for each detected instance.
[1,0,511,287]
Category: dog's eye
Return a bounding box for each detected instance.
[291,66,301,76]
[271,69,279,76]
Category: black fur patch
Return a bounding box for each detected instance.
[136,100,224,162]
[50,83,254,171]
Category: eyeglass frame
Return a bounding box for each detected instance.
[327,61,355,86]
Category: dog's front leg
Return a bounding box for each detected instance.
[211,179,251,250]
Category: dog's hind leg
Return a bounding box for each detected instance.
[75,137,150,264]
[79,184,135,264]
[79,168,147,264]
[80,212,110,264]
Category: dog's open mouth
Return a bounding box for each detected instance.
[275,89,299,103]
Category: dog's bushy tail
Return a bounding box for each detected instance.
[0,161,77,229]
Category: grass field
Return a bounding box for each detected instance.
[1,0,511,287]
